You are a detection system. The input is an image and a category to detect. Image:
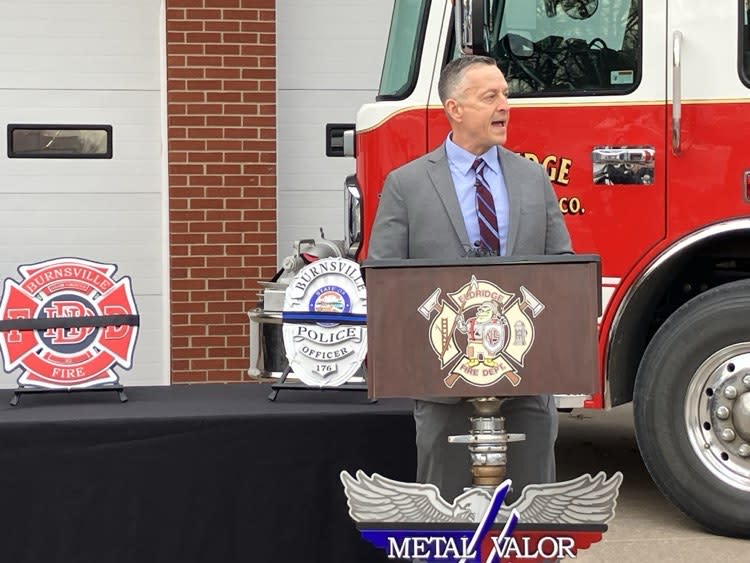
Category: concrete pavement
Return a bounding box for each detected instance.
[555,404,749,562]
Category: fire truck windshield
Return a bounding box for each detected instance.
[378,0,429,100]
[489,0,640,96]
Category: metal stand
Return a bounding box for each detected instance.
[448,397,525,491]
[267,365,372,402]
[10,384,128,406]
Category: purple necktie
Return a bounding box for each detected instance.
[472,158,501,254]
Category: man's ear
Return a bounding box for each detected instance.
[444,98,462,122]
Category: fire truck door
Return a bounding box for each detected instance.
[430,0,668,281]
[666,2,750,236]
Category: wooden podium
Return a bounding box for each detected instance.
[362,255,601,399]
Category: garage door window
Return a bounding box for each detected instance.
[8,125,112,158]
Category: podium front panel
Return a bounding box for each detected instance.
[363,257,599,399]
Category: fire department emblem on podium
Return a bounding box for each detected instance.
[418,276,543,388]
[0,258,139,388]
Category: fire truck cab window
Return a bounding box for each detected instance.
[378,0,429,100]
[483,0,641,96]
[742,0,750,85]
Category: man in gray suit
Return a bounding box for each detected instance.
[367,55,573,504]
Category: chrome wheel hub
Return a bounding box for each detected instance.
[685,343,750,491]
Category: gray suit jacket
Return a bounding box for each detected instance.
[368,143,572,260]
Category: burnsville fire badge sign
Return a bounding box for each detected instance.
[0,258,139,388]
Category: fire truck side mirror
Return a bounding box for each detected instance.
[454,0,490,56]
[325,123,355,158]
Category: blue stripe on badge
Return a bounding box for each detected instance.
[282,311,367,325]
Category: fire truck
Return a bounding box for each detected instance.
[324,0,750,538]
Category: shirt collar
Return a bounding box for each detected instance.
[445,134,500,176]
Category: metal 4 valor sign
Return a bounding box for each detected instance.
[282,257,367,387]
[0,258,138,388]
[341,470,623,562]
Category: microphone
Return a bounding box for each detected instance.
[462,241,498,258]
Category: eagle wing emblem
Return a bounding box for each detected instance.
[499,471,623,524]
[341,470,623,526]
[340,470,477,523]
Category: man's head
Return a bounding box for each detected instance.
[438,55,509,155]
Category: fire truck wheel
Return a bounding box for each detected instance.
[633,279,750,538]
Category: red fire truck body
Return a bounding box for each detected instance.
[331,0,750,538]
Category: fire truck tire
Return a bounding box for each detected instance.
[633,279,750,538]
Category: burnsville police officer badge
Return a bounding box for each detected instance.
[282,257,367,387]
[0,257,139,388]
[418,275,543,389]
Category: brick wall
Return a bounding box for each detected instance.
[166,0,277,382]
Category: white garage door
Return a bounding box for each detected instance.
[0,0,168,387]
[276,0,392,263]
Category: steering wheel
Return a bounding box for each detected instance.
[588,37,610,50]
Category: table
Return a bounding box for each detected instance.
[0,383,415,563]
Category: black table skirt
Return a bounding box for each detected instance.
[0,384,416,563]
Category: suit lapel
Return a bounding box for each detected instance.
[497,146,521,255]
[426,145,470,248]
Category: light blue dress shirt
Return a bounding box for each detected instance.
[445,135,510,255]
